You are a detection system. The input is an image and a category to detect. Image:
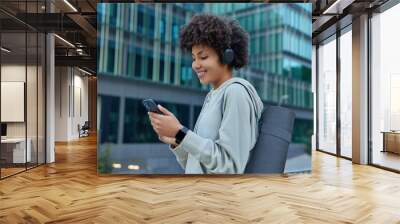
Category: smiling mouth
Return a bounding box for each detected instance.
[197,71,207,77]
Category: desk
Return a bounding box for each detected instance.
[1,138,31,163]
[382,131,400,154]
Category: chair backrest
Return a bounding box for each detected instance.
[245,105,295,174]
[81,121,90,130]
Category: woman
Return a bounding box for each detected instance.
[148,14,264,174]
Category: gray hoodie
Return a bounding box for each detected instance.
[170,77,264,174]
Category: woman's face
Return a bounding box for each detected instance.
[192,45,227,86]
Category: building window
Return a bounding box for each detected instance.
[0,2,47,179]
[317,36,337,154]
[180,60,192,87]
[170,61,175,84]
[123,98,158,143]
[292,119,313,153]
[135,54,142,78]
[160,19,166,37]
[148,12,155,37]
[107,40,115,74]
[100,95,120,143]
[371,4,400,171]
[163,102,190,129]
[159,57,164,82]
[137,10,144,33]
[339,28,352,158]
[122,99,190,143]
[147,57,153,80]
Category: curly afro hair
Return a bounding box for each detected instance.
[179,14,249,70]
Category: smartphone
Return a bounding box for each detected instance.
[142,99,163,114]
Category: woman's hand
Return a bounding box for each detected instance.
[148,105,183,138]
[158,135,178,148]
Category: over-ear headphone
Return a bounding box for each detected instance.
[222,20,235,65]
[222,48,234,65]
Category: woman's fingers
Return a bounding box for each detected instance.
[157,105,173,116]
[148,113,160,134]
[149,113,164,127]
[150,120,163,136]
[148,110,180,137]
[149,113,161,124]
[148,111,164,120]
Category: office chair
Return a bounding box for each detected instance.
[79,121,90,138]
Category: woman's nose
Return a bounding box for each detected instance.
[192,60,201,70]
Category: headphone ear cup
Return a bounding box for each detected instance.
[223,48,234,65]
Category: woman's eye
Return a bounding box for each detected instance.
[200,56,208,60]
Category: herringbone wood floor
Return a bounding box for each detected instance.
[1,135,400,224]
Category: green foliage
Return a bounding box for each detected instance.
[98,144,113,173]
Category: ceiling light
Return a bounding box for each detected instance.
[54,34,75,48]
[1,47,11,53]
[127,165,140,170]
[63,0,78,12]
[323,0,341,14]
[322,0,354,15]
[78,67,93,76]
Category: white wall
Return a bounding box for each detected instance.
[1,80,24,123]
[1,65,36,137]
[55,67,68,141]
[1,65,26,81]
[55,67,89,141]
[71,72,89,138]
[1,65,26,139]
[45,5,56,164]
[1,63,46,164]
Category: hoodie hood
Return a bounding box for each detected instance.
[211,77,264,120]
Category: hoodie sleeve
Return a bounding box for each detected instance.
[169,144,188,170]
[176,84,254,174]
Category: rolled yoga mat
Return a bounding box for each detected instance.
[245,105,295,174]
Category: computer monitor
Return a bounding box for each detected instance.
[1,123,7,137]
